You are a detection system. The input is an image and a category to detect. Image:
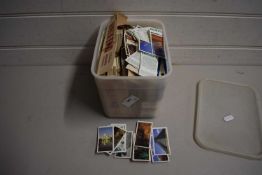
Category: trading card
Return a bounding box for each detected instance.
[138,53,158,76]
[135,121,153,148]
[132,146,151,161]
[152,154,169,163]
[152,127,171,155]
[115,131,133,158]
[114,126,126,150]
[139,40,153,55]
[110,124,127,153]
[97,126,114,153]
[150,32,165,58]
[113,134,127,153]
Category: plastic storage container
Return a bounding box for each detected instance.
[91,19,172,118]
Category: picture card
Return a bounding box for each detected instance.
[152,127,171,155]
[150,134,170,162]
[113,134,127,153]
[138,53,158,76]
[135,121,153,148]
[97,126,114,153]
[139,40,153,55]
[114,126,126,150]
[132,146,151,161]
[150,30,165,58]
[111,124,127,153]
[115,131,133,158]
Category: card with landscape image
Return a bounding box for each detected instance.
[97,126,114,153]
[152,127,171,155]
[135,121,153,148]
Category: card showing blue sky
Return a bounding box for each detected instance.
[153,128,170,155]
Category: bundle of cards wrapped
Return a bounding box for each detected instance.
[96,121,171,163]
[97,124,133,158]
[96,12,167,77]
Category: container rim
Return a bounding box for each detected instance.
[91,18,173,80]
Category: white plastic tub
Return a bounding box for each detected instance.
[91,19,173,118]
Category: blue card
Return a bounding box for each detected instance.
[139,40,153,54]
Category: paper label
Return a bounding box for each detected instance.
[122,95,140,108]
[224,115,234,122]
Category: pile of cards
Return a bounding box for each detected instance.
[97,124,133,158]
[124,26,167,77]
[96,121,171,163]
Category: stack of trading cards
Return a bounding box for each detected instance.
[124,26,167,77]
[96,121,171,163]
[97,124,133,158]
[132,121,153,161]
[150,127,171,163]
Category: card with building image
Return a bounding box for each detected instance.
[97,126,114,153]
[132,146,151,161]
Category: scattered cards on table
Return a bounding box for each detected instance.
[96,121,171,163]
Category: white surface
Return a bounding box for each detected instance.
[0,65,262,175]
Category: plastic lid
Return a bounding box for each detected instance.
[195,79,262,159]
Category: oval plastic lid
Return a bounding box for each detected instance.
[194,79,262,159]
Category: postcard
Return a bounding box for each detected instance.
[139,40,153,55]
[132,146,151,161]
[114,126,126,150]
[97,126,114,153]
[152,127,171,155]
[115,131,133,158]
[138,53,158,76]
[150,29,165,58]
[135,121,153,148]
